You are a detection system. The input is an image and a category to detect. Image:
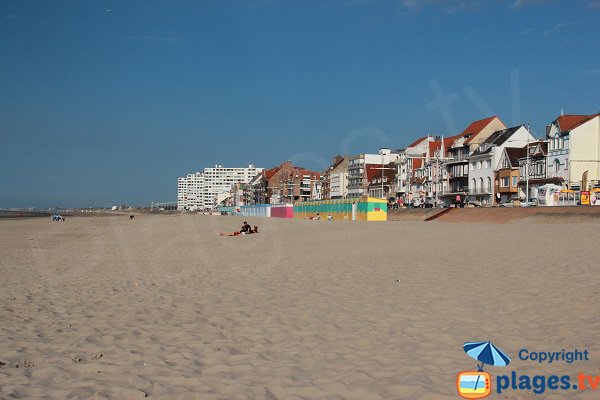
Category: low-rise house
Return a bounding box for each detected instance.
[518,140,551,200]
[468,125,534,206]
[496,147,527,202]
[443,116,507,204]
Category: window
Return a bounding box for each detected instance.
[512,176,517,187]
[487,177,492,192]
[501,177,509,187]
[472,178,477,191]
[479,178,484,191]
[477,161,482,169]
[471,162,476,170]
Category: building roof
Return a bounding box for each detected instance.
[470,125,524,156]
[407,136,427,148]
[521,140,548,158]
[461,116,502,144]
[503,147,527,168]
[555,114,599,132]
[368,167,396,187]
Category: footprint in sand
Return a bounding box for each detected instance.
[91,353,103,360]
[71,355,83,363]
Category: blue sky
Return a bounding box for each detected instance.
[1,0,599,207]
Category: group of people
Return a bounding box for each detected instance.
[220,221,258,236]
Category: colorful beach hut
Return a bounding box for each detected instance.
[293,197,387,221]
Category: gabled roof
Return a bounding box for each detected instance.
[502,147,527,168]
[461,116,502,144]
[470,125,525,156]
[555,114,599,132]
[522,140,548,158]
[407,136,427,148]
[368,167,396,187]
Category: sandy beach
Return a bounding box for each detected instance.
[1,214,599,399]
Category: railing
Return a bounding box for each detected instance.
[469,188,493,195]
[442,187,469,195]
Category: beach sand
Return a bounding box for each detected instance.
[1,215,598,399]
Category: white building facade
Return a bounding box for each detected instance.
[468,125,534,206]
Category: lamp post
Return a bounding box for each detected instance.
[374,153,395,199]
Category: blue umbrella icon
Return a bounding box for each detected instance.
[463,341,511,392]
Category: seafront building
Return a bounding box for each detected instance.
[177,112,600,210]
[347,149,399,197]
[322,155,349,199]
[177,165,263,211]
[468,125,534,205]
[262,161,321,204]
[518,140,550,199]
[545,113,600,190]
[442,116,507,204]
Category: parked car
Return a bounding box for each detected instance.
[499,201,514,208]
[520,198,538,207]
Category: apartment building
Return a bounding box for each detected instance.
[177,165,263,210]
[348,148,399,197]
[322,155,349,199]
[264,161,321,204]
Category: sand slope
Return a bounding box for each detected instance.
[1,215,598,399]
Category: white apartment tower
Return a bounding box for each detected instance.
[177,164,263,211]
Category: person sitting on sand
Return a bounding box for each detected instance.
[220,225,258,236]
[240,221,251,233]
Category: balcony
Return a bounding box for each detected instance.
[470,188,493,195]
[443,187,469,195]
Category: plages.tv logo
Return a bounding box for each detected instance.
[457,341,511,399]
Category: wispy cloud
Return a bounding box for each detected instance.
[3,13,18,19]
[129,36,179,44]
[580,68,600,76]
[520,27,534,35]
[588,0,600,9]
[544,21,582,35]
[511,0,553,8]
[398,0,483,14]
[399,0,422,13]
